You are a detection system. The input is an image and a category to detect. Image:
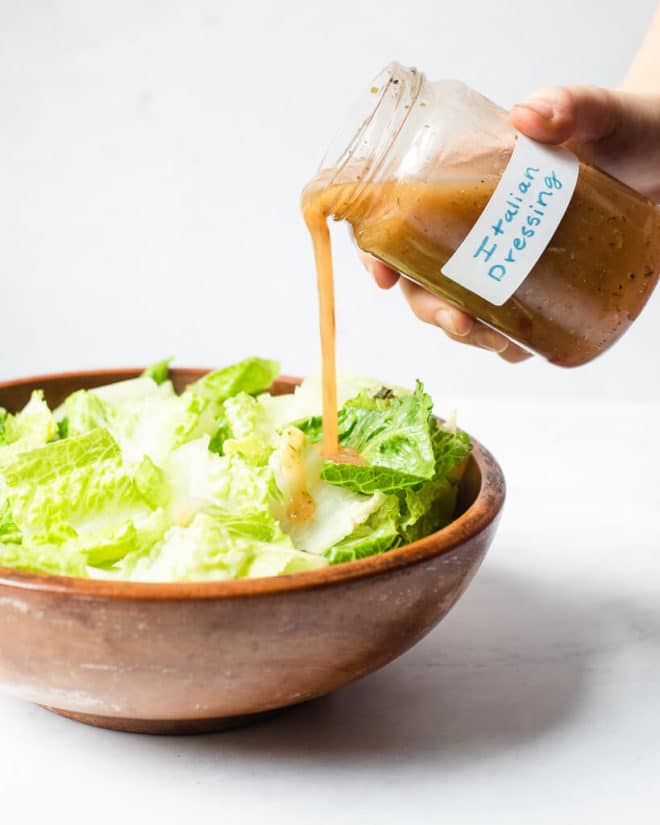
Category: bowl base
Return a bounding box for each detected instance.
[40,704,284,735]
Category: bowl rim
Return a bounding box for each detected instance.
[0,367,505,600]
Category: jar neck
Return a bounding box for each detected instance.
[318,62,424,221]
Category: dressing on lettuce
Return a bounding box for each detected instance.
[0,358,471,581]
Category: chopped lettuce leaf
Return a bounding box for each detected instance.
[77,521,139,566]
[80,509,168,567]
[0,501,22,544]
[133,455,169,509]
[0,391,57,463]
[220,392,276,465]
[62,384,215,466]
[324,495,402,564]
[63,389,110,437]
[285,482,385,555]
[191,357,280,407]
[164,438,277,529]
[429,420,472,480]
[258,368,404,433]
[398,477,457,544]
[298,382,436,494]
[0,429,164,567]
[121,512,327,582]
[0,541,86,578]
[142,358,172,385]
[208,412,232,455]
[2,427,121,489]
[90,375,174,406]
[396,421,471,543]
[269,426,385,554]
[296,387,470,562]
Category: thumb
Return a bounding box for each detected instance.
[509,85,660,196]
[510,85,625,146]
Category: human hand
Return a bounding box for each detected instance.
[360,84,660,361]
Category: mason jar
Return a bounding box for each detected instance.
[303,62,660,366]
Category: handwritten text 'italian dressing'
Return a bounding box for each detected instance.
[442,135,579,306]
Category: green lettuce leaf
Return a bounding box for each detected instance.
[62,389,110,438]
[2,427,121,490]
[208,412,232,455]
[142,358,172,385]
[76,510,168,567]
[0,501,22,545]
[324,495,401,564]
[269,426,385,554]
[0,428,166,570]
[0,391,57,464]
[258,368,409,434]
[60,381,214,466]
[89,375,174,406]
[398,477,457,544]
[190,357,280,407]
[164,438,277,529]
[298,382,435,494]
[133,455,169,509]
[313,392,471,558]
[0,541,86,578]
[75,521,139,566]
[219,392,277,465]
[397,421,471,543]
[120,512,327,582]
[429,420,472,481]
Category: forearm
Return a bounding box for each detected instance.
[621,3,660,93]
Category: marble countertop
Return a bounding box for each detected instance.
[1,400,659,824]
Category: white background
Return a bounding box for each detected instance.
[1,3,660,823]
[0,0,658,405]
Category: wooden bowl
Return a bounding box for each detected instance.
[0,369,505,734]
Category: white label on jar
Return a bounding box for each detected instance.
[441,134,579,306]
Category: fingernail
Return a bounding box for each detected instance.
[513,99,555,121]
[474,329,509,353]
[434,308,470,336]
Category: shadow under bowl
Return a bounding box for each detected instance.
[0,368,505,734]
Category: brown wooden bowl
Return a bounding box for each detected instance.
[0,369,505,734]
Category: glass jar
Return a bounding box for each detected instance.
[305,62,660,366]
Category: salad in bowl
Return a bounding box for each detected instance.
[0,358,471,582]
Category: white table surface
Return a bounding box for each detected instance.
[1,399,659,824]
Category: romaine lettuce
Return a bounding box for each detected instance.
[0,359,470,579]
[0,391,57,464]
[191,357,280,406]
[142,357,172,386]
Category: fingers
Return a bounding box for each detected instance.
[356,251,532,362]
[510,85,624,146]
[399,279,532,362]
[510,85,660,196]
[357,250,400,289]
[399,279,474,336]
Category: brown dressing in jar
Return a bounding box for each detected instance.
[304,167,660,370]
